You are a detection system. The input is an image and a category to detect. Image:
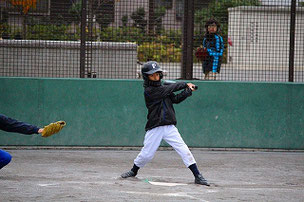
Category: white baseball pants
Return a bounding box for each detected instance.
[134,125,196,168]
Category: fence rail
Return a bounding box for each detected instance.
[0,0,303,82]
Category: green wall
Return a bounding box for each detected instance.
[0,77,303,149]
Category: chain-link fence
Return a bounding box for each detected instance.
[0,0,303,82]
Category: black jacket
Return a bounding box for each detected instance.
[143,81,192,131]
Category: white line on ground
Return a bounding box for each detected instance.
[122,191,210,202]
[148,181,188,187]
[37,181,111,187]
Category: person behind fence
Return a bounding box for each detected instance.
[201,18,224,80]
[0,114,65,170]
[120,61,210,186]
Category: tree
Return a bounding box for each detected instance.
[93,0,115,31]
[121,15,128,27]
[154,6,166,35]
[68,0,82,25]
[8,0,38,38]
[9,0,37,14]
[195,0,260,30]
[131,7,147,33]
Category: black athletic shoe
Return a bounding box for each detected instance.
[121,170,136,178]
[195,174,210,186]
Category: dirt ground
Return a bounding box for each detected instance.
[0,149,303,202]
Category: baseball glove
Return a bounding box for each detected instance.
[41,121,66,138]
[195,47,208,61]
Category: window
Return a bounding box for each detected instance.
[176,0,183,20]
[94,0,115,23]
[155,0,173,9]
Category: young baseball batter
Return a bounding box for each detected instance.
[121,61,210,186]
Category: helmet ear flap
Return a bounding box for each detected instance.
[159,72,163,79]
[142,73,148,80]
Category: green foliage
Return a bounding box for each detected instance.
[195,0,260,30]
[96,13,113,31]
[138,42,181,62]
[98,27,147,44]
[0,23,22,39]
[154,30,182,48]
[68,0,82,24]
[98,27,182,62]
[0,9,9,24]
[154,6,166,34]
[0,23,9,37]
[130,7,147,32]
[26,24,80,40]
[121,15,128,27]
[98,26,182,47]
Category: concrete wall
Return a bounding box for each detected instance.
[228,6,304,69]
[0,40,137,78]
[0,77,303,149]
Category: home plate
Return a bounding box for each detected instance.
[38,183,59,187]
[148,181,188,187]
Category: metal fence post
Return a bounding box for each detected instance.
[181,0,194,80]
[80,0,87,78]
[289,0,296,82]
[148,0,155,36]
[86,0,93,78]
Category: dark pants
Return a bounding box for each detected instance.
[0,150,12,169]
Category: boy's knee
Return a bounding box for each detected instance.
[0,150,12,169]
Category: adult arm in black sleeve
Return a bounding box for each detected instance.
[0,114,40,135]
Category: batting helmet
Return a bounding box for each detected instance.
[141,61,163,80]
